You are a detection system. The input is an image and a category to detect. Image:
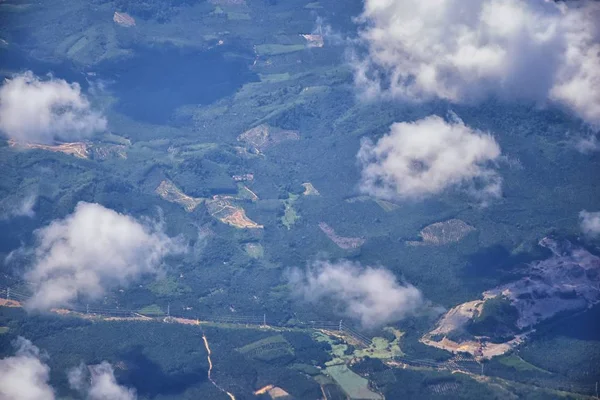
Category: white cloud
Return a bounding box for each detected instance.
[0,337,55,400]
[0,71,106,143]
[574,134,599,153]
[69,362,136,400]
[358,115,502,200]
[355,0,600,126]
[1,193,37,219]
[580,210,600,237]
[25,202,182,311]
[289,260,424,327]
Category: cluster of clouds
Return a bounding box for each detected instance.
[0,337,135,400]
[579,210,600,237]
[68,362,136,400]
[0,337,54,400]
[24,202,182,311]
[354,0,600,127]
[358,115,502,200]
[0,71,106,144]
[289,260,425,327]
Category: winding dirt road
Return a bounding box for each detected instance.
[202,333,236,400]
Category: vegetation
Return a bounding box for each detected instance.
[255,44,307,56]
[468,296,520,341]
[326,364,382,400]
[237,334,294,362]
[1,0,600,397]
[281,193,300,229]
[138,304,165,316]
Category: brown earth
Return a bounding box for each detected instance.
[421,238,600,359]
[237,124,299,153]
[407,219,475,246]
[206,196,263,229]
[9,139,89,159]
[302,182,320,196]
[319,222,365,249]
[155,180,205,212]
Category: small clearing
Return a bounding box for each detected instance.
[253,385,291,399]
[237,184,259,202]
[137,304,165,316]
[345,196,398,212]
[244,243,264,259]
[206,196,263,229]
[237,124,299,153]
[301,182,320,196]
[301,34,324,48]
[407,219,475,246]
[237,334,294,362]
[325,365,382,400]
[319,222,365,249]
[155,180,205,212]
[9,139,89,159]
[281,193,300,229]
[255,44,306,56]
[113,12,135,27]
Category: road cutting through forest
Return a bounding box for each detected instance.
[202,333,236,400]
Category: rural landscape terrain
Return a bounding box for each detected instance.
[0,0,599,399]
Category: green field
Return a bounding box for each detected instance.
[227,12,251,21]
[255,44,306,56]
[281,193,300,229]
[237,334,294,362]
[325,364,382,400]
[138,304,165,316]
[497,354,551,374]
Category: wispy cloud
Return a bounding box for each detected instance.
[69,362,136,400]
[580,210,600,237]
[1,193,37,220]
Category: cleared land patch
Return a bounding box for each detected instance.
[319,222,365,249]
[259,73,291,83]
[236,183,259,201]
[281,193,300,229]
[301,182,320,196]
[237,124,300,153]
[325,364,382,400]
[304,1,322,8]
[138,304,165,316]
[9,139,89,159]
[227,11,250,20]
[255,44,306,56]
[407,219,475,246]
[422,238,600,359]
[244,243,264,259]
[497,354,550,374]
[155,180,205,212]
[237,334,294,362]
[345,196,398,212]
[206,196,263,229]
